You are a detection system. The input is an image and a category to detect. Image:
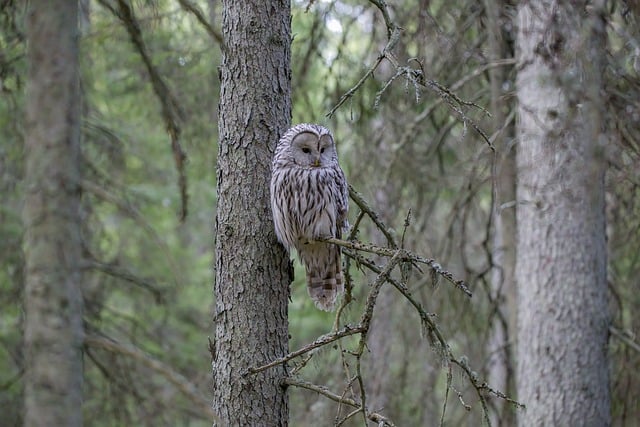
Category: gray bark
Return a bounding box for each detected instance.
[515,1,610,425]
[484,1,516,425]
[364,186,398,414]
[213,0,292,425]
[23,1,83,426]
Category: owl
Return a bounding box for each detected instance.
[270,123,349,311]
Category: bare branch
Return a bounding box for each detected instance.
[85,334,218,422]
[81,179,180,284]
[85,260,165,301]
[327,54,387,119]
[327,0,403,118]
[176,0,223,45]
[322,236,472,297]
[610,326,640,353]
[283,377,397,427]
[96,0,189,220]
[244,324,366,376]
[328,0,497,149]
[348,184,397,248]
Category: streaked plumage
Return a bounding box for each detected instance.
[270,123,349,311]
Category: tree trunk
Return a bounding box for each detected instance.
[213,1,292,425]
[364,185,398,415]
[515,1,610,425]
[484,1,516,425]
[23,2,83,426]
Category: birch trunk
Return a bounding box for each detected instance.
[515,1,610,425]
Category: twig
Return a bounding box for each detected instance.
[244,324,365,375]
[451,357,525,411]
[451,383,472,411]
[349,185,397,248]
[440,365,453,426]
[322,237,472,297]
[358,250,404,334]
[326,0,403,118]
[610,326,640,353]
[327,54,386,118]
[283,377,397,427]
[328,0,498,150]
[368,0,396,38]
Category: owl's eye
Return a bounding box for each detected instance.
[320,147,325,153]
[302,147,311,154]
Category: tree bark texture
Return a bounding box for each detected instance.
[515,1,610,425]
[23,2,83,426]
[213,1,292,425]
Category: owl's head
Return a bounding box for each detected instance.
[276,124,338,169]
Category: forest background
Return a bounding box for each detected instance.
[1,0,639,426]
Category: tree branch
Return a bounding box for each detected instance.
[244,324,366,376]
[610,326,640,353]
[246,181,522,424]
[348,184,397,247]
[283,376,397,427]
[96,0,189,220]
[327,0,495,149]
[85,334,219,422]
[81,178,180,284]
[176,0,223,45]
[85,260,165,302]
[322,236,472,297]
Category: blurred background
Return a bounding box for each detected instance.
[1,0,639,425]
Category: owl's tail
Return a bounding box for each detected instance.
[302,243,344,311]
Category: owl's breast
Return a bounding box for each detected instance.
[295,170,340,240]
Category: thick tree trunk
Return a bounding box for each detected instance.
[213,1,292,425]
[23,2,83,426]
[515,1,610,425]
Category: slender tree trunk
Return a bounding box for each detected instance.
[23,2,83,426]
[213,1,292,425]
[515,1,610,425]
[364,185,397,414]
[484,1,516,425]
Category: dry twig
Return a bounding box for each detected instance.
[244,185,522,425]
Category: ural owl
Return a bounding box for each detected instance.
[270,124,349,311]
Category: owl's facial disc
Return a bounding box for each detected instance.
[292,131,328,168]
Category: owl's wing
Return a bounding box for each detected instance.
[334,167,349,237]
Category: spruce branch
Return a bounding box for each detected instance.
[96,0,189,220]
[85,334,218,422]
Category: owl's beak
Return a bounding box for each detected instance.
[312,158,321,167]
